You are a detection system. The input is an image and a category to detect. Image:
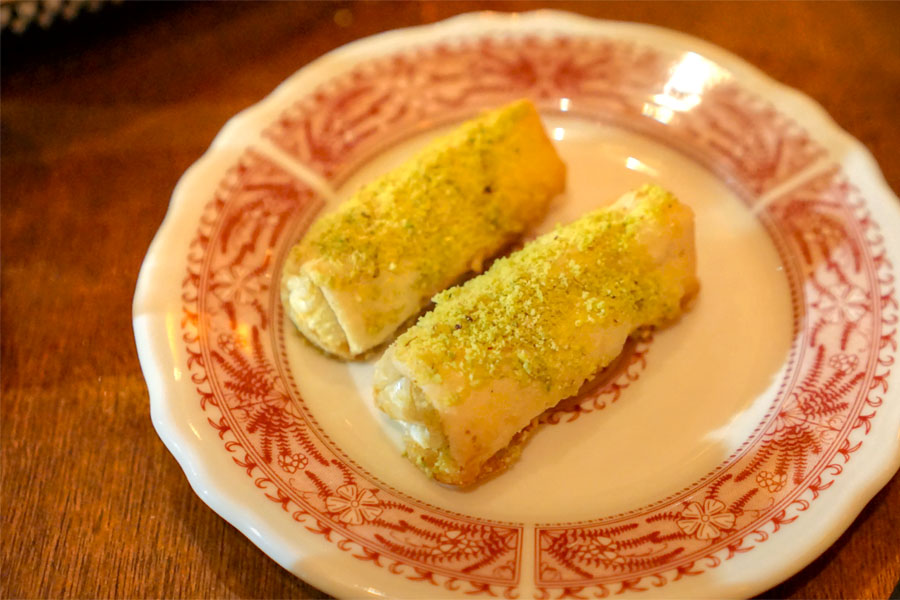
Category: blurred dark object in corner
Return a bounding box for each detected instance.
[1,0,121,34]
[0,0,180,74]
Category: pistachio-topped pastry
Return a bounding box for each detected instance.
[374,185,698,485]
[281,99,566,358]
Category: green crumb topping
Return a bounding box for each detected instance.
[394,184,691,402]
[296,100,562,337]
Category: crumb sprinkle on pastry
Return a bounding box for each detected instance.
[375,184,698,486]
[282,99,565,357]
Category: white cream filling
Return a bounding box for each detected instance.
[401,421,438,449]
[284,272,348,352]
[375,368,446,451]
[286,274,315,314]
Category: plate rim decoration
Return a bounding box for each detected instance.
[133,10,900,599]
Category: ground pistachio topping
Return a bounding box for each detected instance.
[393,184,689,401]
[297,99,554,304]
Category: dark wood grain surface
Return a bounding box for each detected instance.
[2,2,898,598]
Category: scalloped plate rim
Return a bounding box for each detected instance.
[134,10,900,599]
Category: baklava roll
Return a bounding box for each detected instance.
[281,99,566,358]
[374,185,698,486]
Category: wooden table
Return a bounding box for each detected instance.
[3,2,898,598]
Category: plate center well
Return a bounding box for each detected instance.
[283,114,794,523]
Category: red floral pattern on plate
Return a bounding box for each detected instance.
[183,149,522,596]
[178,35,897,597]
[264,35,823,197]
[534,168,895,597]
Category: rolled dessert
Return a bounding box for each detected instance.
[281,99,566,358]
[373,184,698,485]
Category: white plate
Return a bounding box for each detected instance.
[134,11,900,599]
